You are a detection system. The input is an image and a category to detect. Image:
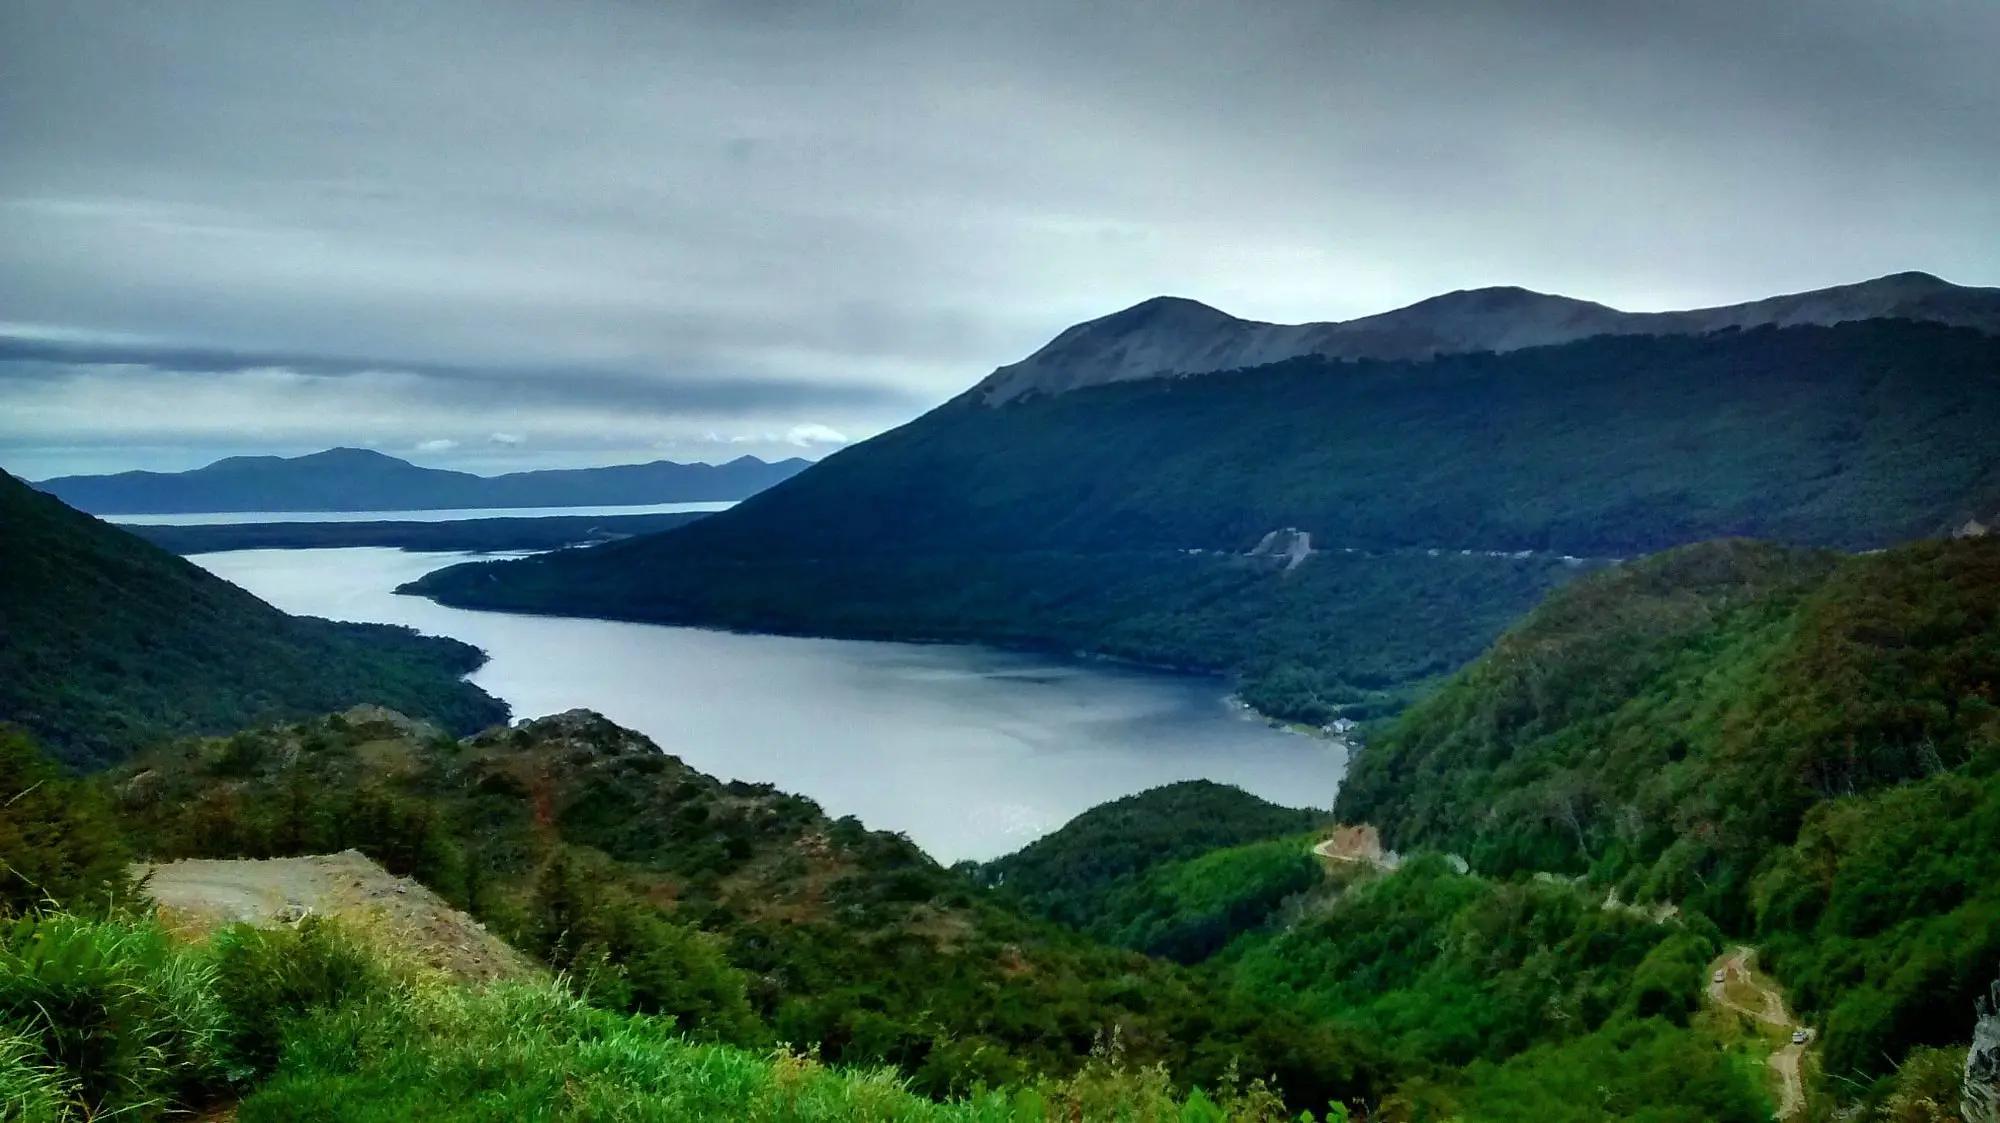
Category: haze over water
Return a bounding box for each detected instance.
[193,547,1344,862]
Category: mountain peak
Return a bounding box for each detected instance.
[972,271,1998,404]
[296,447,412,465]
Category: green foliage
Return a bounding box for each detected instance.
[208,917,391,1073]
[109,712,1389,1110]
[976,781,1329,930]
[1333,535,2000,1087]
[412,321,2000,721]
[0,1029,65,1123]
[1855,1046,1975,1123]
[520,848,761,1042]
[1752,751,2000,1082]
[0,470,507,770]
[0,728,131,915]
[1449,1018,1772,1123]
[1087,836,1324,962]
[0,913,228,1117]
[1222,857,1721,1070]
[237,979,1344,1123]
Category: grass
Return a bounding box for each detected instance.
[240,982,1327,1122]
[1,910,1339,1122]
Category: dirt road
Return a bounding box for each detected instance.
[1709,946,1812,1119]
[140,850,533,983]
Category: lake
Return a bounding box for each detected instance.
[115,500,737,525]
[192,548,1346,862]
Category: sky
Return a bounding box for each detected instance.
[3,0,1996,478]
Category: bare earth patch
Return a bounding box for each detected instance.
[139,850,535,984]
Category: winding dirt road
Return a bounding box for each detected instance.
[1709,947,1812,1119]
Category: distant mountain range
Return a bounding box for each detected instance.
[34,447,811,515]
[408,272,2000,728]
[975,270,2000,402]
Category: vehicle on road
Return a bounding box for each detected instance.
[1713,969,1727,983]
[1791,1029,1810,1045]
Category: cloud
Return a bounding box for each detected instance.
[784,423,848,447]
[414,438,458,453]
[0,0,1994,475]
[488,432,523,446]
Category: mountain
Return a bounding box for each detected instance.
[34,447,811,515]
[0,469,506,768]
[1333,535,2000,1085]
[974,270,2000,402]
[408,289,2000,725]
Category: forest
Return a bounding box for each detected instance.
[408,320,2000,726]
[0,471,506,770]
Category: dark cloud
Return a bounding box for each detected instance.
[0,335,921,414]
[0,0,1993,474]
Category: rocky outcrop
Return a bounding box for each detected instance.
[1247,527,1313,570]
[1969,974,2000,1123]
[975,271,2000,403]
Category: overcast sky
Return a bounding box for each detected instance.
[3,0,1996,477]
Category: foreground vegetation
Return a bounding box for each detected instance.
[99,709,1386,1109]
[0,470,505,770]
[1,910,1334,1122]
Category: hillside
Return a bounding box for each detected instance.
[106,707,1388,1108]
[409,317,2000,723]
[1334,535,2000,1085]
[0,470,505,768]
[36,447,808,514]
[973,781,1328,931]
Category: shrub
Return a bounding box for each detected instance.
[0,913,228,1116]
[209,917,391,1074]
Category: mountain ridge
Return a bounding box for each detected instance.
[0,469,506,767]
[35,448,812,514]
[975,270,2000,402]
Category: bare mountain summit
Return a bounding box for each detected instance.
[976,271,2000,402]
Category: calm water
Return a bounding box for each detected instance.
[116,500,736,525]
[193,548,1344,862]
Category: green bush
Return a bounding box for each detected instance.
[0,729,132,916]
[0,913,228,1117]
[209,916,391,1073]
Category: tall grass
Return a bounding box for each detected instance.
[0,1029,67,1122]
[0,913,228,1118]
[238,981,1321,1122]
[0,912,1332,1122]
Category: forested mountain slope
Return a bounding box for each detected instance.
[1335,535,2000,1085]
[410,319,2000,723]
[0,470,504,768]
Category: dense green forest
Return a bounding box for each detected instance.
[1337,535,2000,1090]
[408,320,2000,724]
[0,471,506,769]
[971,782,1328,960]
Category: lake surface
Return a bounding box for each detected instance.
[116,500,736,525]
[193,547,1345,862]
